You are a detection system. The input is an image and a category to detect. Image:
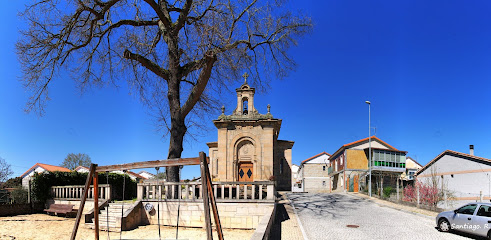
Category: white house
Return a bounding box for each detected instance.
[404,157,423,181]
[137,171,156,179]
[291,164,300,192]
[74,166,90,173]
[21,163,71,189]
[298,152,331,193]
[416,146,491,210]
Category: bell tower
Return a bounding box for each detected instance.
[208,72,294,191]
[233,72,257,116]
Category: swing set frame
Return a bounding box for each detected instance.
[70,151,223,240]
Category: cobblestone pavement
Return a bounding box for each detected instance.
[287,193,484,240]
[271,192,306,240]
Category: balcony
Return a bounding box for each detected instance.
[371,160,405,173]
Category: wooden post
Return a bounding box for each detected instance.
[416,181,420,208]
[200,152,213,240]
[71,164,96,240]
[396,178,399,201]
[93,169,99,240]
[380,176,383,198]
[203,152,224,240]
[28,180,31,204]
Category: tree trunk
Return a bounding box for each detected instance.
[165,35,185,198]
[166,117,186,182]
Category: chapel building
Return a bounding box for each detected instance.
[207,75,294,190]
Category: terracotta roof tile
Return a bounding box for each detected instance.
[416,150,491,176]
[21,163,71,178]
[301,152,331,165]
[330,136,398,159]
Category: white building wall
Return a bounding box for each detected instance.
[138,172,155,179]
[22,166,47,189]
[76,168,89,173]
[417,154,491,210]
[351,141,388,150]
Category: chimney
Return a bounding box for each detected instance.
[470,145,474,156]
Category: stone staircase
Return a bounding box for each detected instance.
[86,202,134,232]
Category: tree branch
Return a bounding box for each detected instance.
[144,0,172,29]
[181,52,217,117]
[124,49,170,80]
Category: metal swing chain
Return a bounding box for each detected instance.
[156,167,161,240]
[120,170,126,240]
[106,171,110,240]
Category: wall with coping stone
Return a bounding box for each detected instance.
[141,201,274,229]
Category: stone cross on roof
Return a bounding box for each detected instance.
[242,72,249,84]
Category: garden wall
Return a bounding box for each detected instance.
[140,201,275,229]
[0,202,44,217]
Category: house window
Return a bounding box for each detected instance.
[322,181,326,187]
[323,166,326,171]
[373,150,406,168]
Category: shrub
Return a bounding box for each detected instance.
[402,181,439,206]
[383,186,393,198]
[31,171,137,202]
[11,187,28,204]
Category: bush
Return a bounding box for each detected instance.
[31,171,137,202]
[402,181,439,206]
[383,186,393,198]
[11,187,28,204]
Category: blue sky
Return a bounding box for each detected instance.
[1,0,491,180]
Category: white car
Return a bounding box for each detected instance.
[436,202,491,239]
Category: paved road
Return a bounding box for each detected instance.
[287,193,483,240]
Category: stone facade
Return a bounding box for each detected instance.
[299,152,331,193]
[207,79,294,190]
[141,201,274,229]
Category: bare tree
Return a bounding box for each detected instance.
[61,153,92,170]
[0,157,13,183]
[16,0,312,183]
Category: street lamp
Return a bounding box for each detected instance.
[366,101,372,197]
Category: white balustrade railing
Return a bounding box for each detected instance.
[137,181,275,202]
[51,184,112,200]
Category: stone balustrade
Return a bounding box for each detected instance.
[137,181,275,202]
[51,184,111,200]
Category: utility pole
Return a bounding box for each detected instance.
[366,101,372,197]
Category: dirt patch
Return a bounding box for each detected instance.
[0,214,253,240]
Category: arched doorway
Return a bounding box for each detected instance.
[237,140,254,182]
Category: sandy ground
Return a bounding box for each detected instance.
[0,214,253,240]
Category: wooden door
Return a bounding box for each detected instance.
[238,162,253,182]
[353,175,359,192]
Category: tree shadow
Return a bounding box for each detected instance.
[287,193,370,220]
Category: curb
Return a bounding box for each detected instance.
[286,193,309,240]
